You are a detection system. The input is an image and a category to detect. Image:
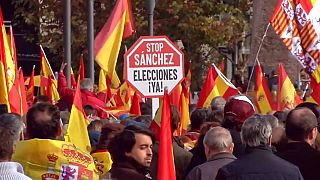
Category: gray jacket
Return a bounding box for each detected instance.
[186,152,236,180]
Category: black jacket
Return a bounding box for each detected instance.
[186,152,236,180]
[276,141,320,180]
[109,157,152,180]
[216,145,304,180]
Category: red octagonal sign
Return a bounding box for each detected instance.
[124,36,184,97]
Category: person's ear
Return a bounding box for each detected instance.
[228,143,234,153]
[308,127,317,142]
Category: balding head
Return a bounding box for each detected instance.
[203,127,233,159]
[286,107,318,143]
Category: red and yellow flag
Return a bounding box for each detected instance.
[27,66,35,104]
[65,76,91,153]
[277,64,302,110]
[94,0,134,85]
[18,68,28,114]
[197,64,238,108]
[40,45,60,103]
[177,83,191,136]
[158,89,176,180]
[255,63,275,114]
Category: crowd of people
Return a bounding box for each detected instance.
[1,70,320,180]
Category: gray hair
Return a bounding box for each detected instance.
[80,78,94,90]
[203,126,233,152]
[211,96,226,111]
[264,115,279,128]
[241,114,272,147]
[0,113,23,160]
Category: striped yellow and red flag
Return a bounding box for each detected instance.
[27,65,35,104]
[197,64,239,108]
[158,89,176,180]
[0,12,9,111]
[18,68,28,114]
[70,67,77,88]
[40,45,60,103]
[177,82,191,136]
[0,9,20,113]
[94,0,134,85]
[65,76,91,153]
[255,63,275,114]
[277,64,302,110]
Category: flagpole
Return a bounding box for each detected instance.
[88,0,94,82]
[246,23,270,94]
[64,0,71,87]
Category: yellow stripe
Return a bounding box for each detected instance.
[311,0,317,6]
[96,12,126,79]
[203,85,219,108]
[65,105,91,153]
[280,78,296,109]
[0,62,10,111]
[180,92,190,132]
[2,25,15,90]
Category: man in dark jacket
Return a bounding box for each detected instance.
[107,125,155,180]
[216,114,303,180]
[276,107,320,180]
[186,127,236,180]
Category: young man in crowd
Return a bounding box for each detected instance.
[107,125,154,180]
[186,127,236,180]
[0,113,31,179]
[276,107,320,180]
[216,114,303,180]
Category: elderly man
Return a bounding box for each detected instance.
[186,127,236,180]
[0,113,31,179]
[277,107,320,180]
[216,114,303,180]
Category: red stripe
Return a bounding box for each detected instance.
[196,66,215,108]
[300,0,313,14]
[94,0,127,56]
[222,87,238,100]
[270,0,284,22]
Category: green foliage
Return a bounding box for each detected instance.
[12,0,250,90]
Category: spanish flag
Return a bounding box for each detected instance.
[197,64,238,108]
[255,63,275,114]
[18,68,28,114]
[0,8,19,113]
[65,76,91,153]
[40,45,60,103]
[309,77,320,104]
[94,0,134,85]
[177,82,191,135]
[158,89,176,180]
[27,65,35,104]
[277,64,302,110]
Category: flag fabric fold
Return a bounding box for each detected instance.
[18,68,28,114]
[65,76,91,153]
[277,64,301,110]
[255,63,275,114]
[130,91,141,116]
[94,0,134,84]
[197,64,238,108]
[40,45,60,103]
[157,89,176,180]
[27,66,35,104]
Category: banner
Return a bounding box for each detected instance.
[13,139,98,179]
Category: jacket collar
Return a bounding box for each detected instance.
[112,157,151,177]
[208,152,237,162]
[245,145,272,154]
